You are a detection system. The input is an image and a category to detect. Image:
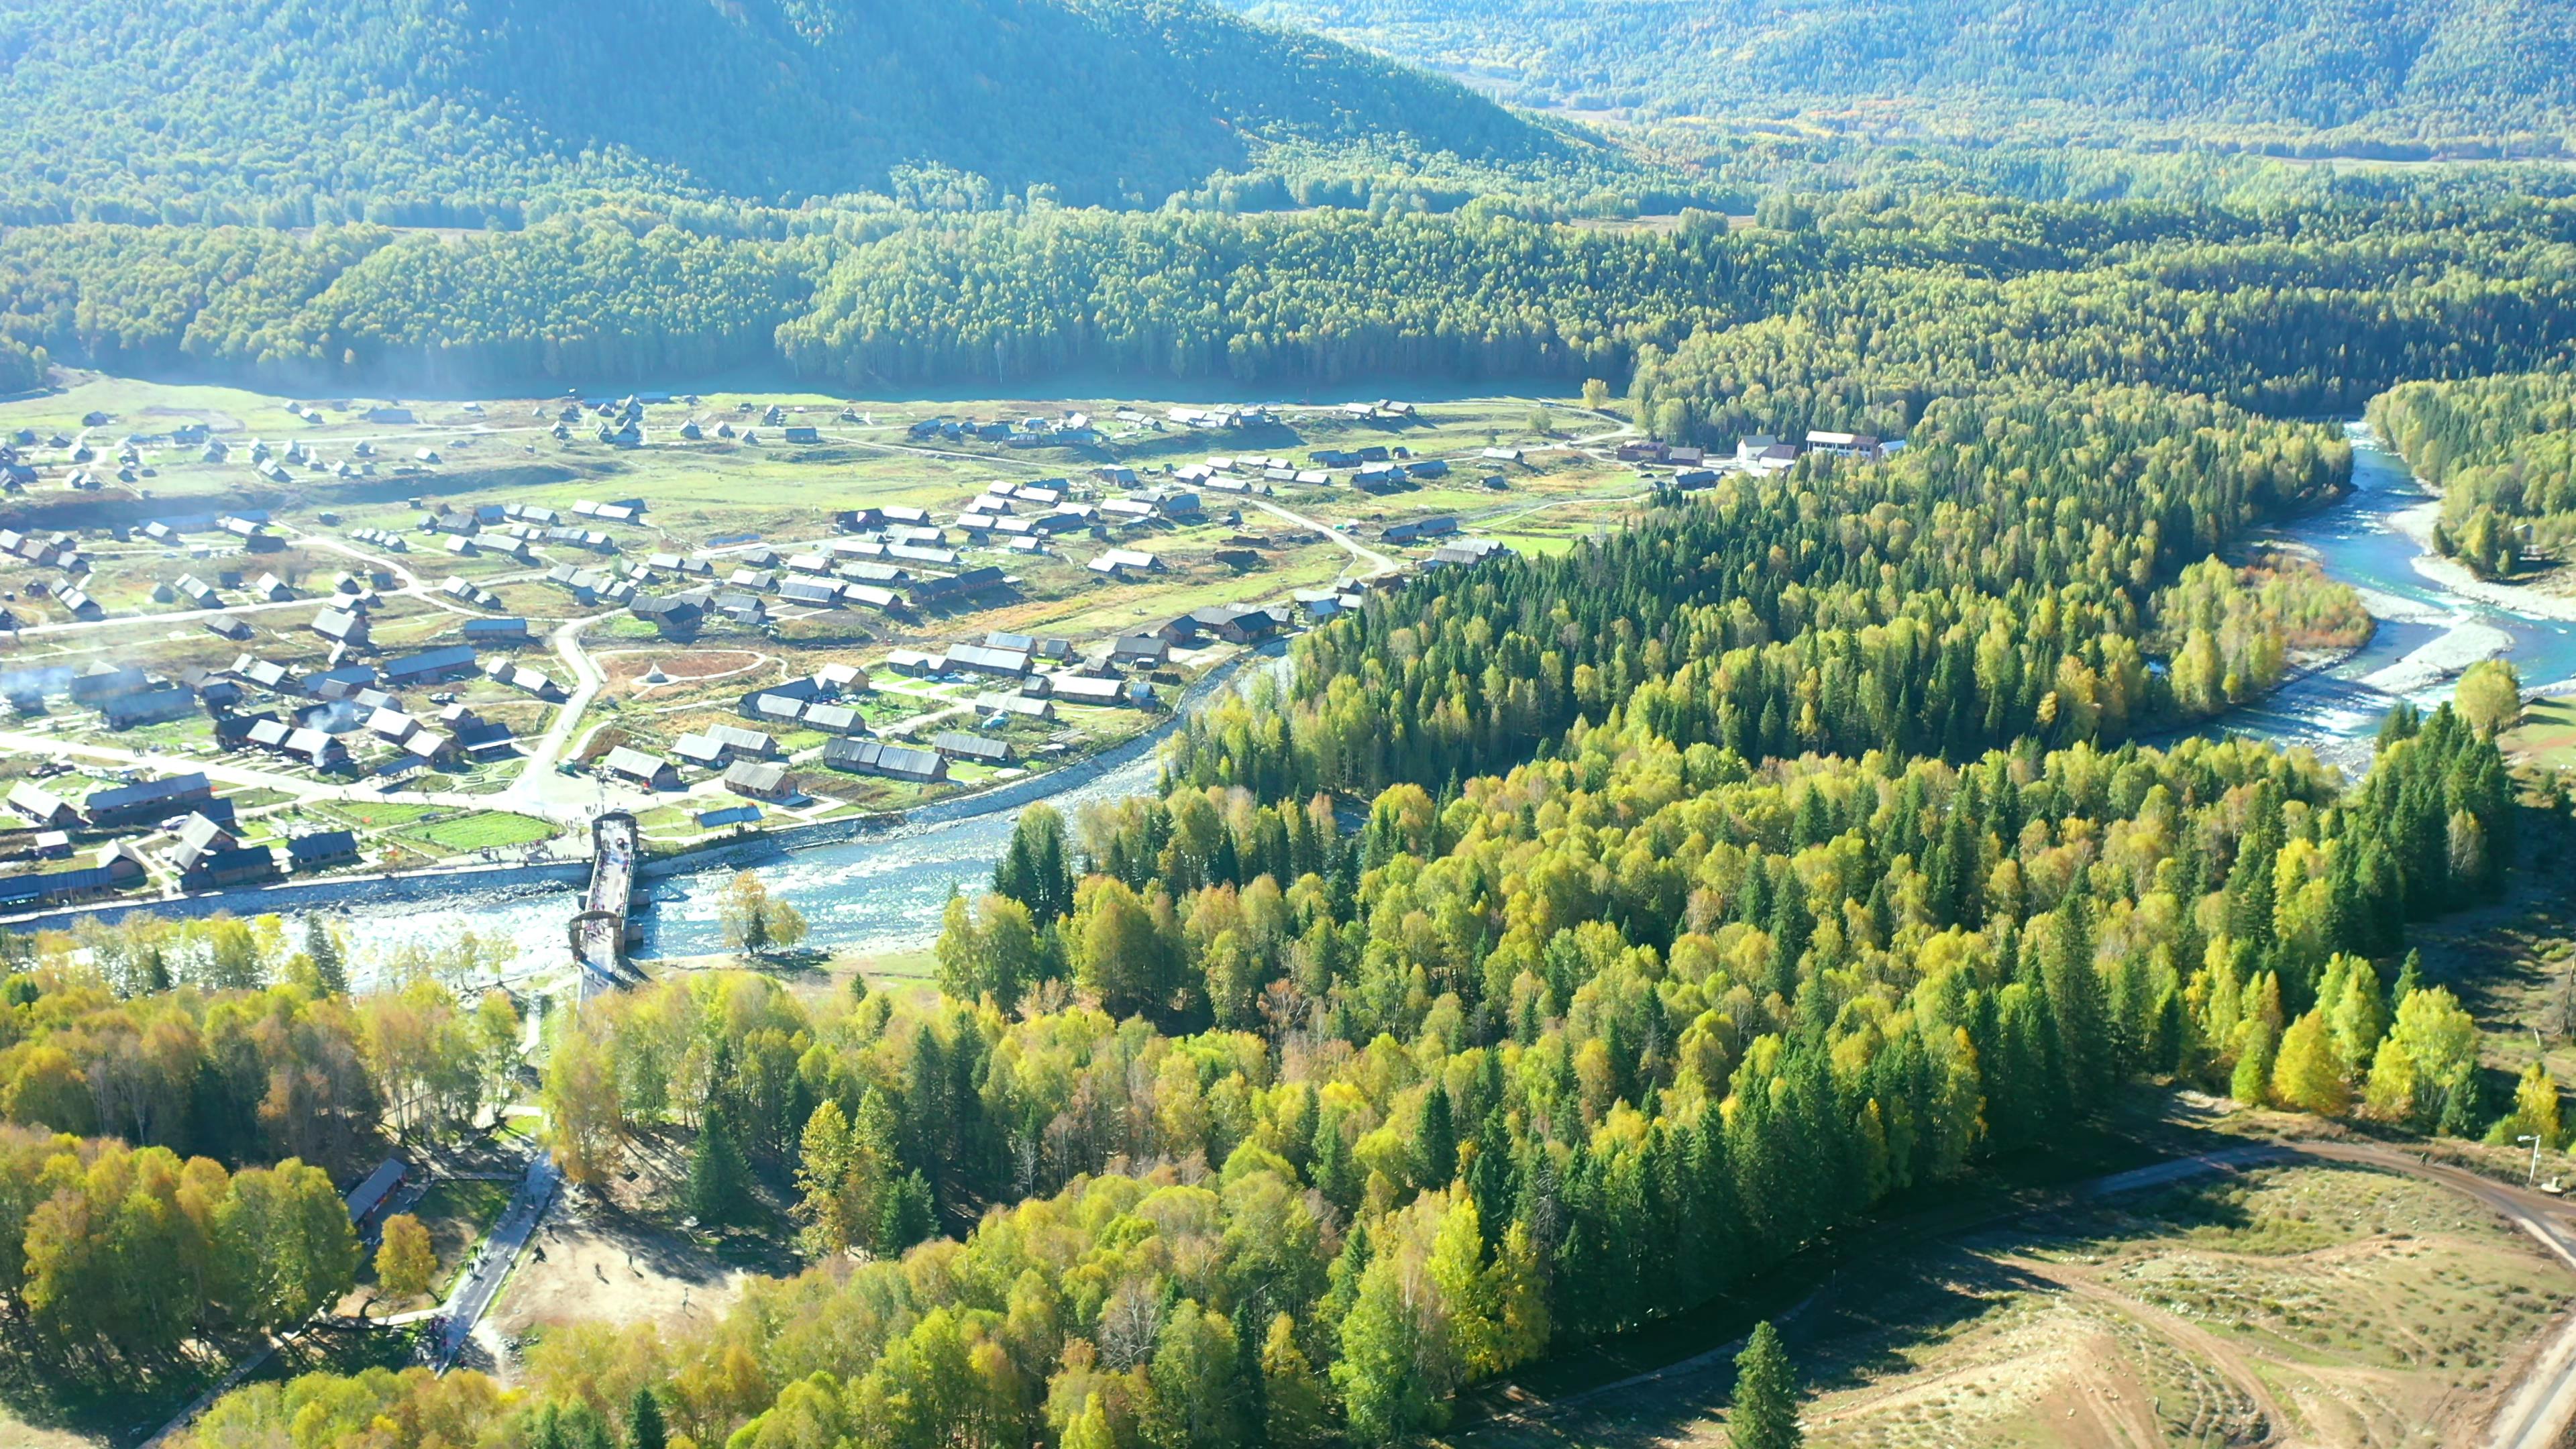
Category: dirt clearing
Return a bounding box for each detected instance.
[1455,1162,2576,1449]
[483,1132,757,1373]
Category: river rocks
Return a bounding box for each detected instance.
[2359,620,2514,697]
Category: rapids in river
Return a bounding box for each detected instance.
[2212,423,2576,769]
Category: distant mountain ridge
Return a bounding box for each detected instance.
[1226,0,2576,142]
[0,0,1568,222]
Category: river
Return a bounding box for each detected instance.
[343,649,1290,987]
[343,422,2576,986]
[2215,422,2576,770]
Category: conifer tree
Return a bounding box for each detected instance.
[303,914,346,996]
[1418,1083,1458,1189]
[1729,1320,1803,1449]
[627,1386,667,1449]
[688,1106,750,1226]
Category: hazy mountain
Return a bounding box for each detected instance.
[1226,0,2576,142]
[0,0,1572,221]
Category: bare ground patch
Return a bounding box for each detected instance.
[482,1130,760,1375]
[1452,1163,2576,1449]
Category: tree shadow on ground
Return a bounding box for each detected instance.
[1446,1167,2264,1449]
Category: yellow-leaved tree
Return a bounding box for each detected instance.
[2271,1008,2349,1117]
[376,1212,436,1301]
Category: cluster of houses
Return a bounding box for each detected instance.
[1,413,392,499]
[237,430,405,486]
[596,602,1318,804]
[596,663,876,796]
[571,498,646,525]
[423,501,616,557]
[663,396,868,445]
[95,623,527,779]
[1,768,362,910]
[0,502,385,632]
[625,523,1019,629]
[1160,405,1276,430]
[140,512,282,553]
[906,411,1099,449]
[1173,455,1333,492]
[210,644,506,773]
[0,526,91,625]
[1617,430,1893,479]
[1364,517,1511,570]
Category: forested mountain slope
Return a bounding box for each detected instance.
[1225,0,2576,144]
[0,0,1571,223]
[5,186,2571,394]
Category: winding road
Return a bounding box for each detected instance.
[1250,496,1397,585]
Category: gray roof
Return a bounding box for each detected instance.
[344,1159,406,1222]
[822,738,946,780]
[82,773,211,816]
[933,731,1012,762]
[602,746,674,780]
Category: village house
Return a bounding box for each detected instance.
[0,845,148,909]
[80,773,215,828]
[600,747,681,790]
[724,761,792,800]
[5,783,74,828]
[1111,635,1171,668]
[932,731,1014,766]
[286,830,362,871]
[821,738,947,784]
[101,682,195,730]
[944,643,1032,678]
[312,607,370,647]
[1382,517,1459,546]
[380,645,478,686]
[1185,604,1283,645]
[1430,538,1513,568]
[1805,431,1884,462]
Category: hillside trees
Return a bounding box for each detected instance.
[2373,372,2576,576]
[0,0,1583,223]
[1224,0,2576,144]
[436,678,2520,1448]
[1169,387,2356,801]
[0,1129,356,1382]
[5,187,2573,391]
[0,957,520,1170]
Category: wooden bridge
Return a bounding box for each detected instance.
[568,810,647,1002]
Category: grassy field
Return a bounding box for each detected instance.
[396,810,557,853]
[285,799,563,862]
[1459,1161,2573,1449]
[860,947,937,984]
[2504,695,2576,772]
